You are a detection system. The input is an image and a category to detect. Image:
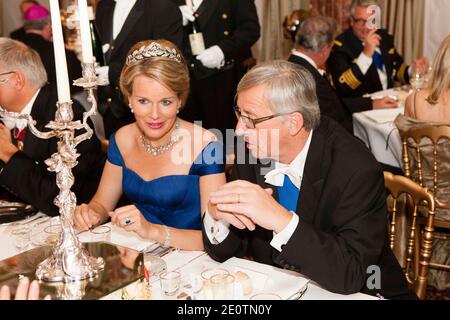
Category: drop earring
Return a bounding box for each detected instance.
[176,109,180,115]
[129,104,134,113]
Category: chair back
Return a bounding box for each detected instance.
[401,125,450,210]
[384,172,436,299]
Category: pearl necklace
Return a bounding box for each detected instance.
[140,120,180,156]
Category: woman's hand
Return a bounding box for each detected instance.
[0,277,51,300]
[73,204,104,231]
[109,205,156,240]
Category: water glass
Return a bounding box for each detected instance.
[211,273,235,300]
[200,268,230,299]
[11,226,31,250]
[250,293,282,300]
[143,253,167,283]
[91,225,111,242]
[159,271,181,298]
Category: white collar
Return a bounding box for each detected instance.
[2,89,40,131]
[264,130,313,189]
[291,50,325,76]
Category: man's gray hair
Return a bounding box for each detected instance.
[23,16,50,31]
[0,37,47,88]
[350,0,380,15]
[237,60,320,130]
[295,16,337,54]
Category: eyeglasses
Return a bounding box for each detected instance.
[0,71,15,84]
[234,106,292,129]
[351,16,368,27]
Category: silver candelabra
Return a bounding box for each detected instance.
[0,62,108,282]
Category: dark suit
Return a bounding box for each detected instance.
[10,27,27,43]
[18,33,82,94]
[173,0,260,136]
[203,116,413,299]
[328,28,409,98]
[0,85,106,216]
[95,0,183,137]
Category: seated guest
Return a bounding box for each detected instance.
[204,60,414,299]
[18,4,82,93]
[0,38,105,216]
[0,276,50,300]
[74,40,226,251]
[289,16,352,132]
[328,0,428,111]
[395,35,450,290]
[10,0,39,42]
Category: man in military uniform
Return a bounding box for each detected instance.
[328,0,428,111]
[173,0,260,140]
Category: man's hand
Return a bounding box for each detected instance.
[179,5,195,26]
[372,96,398,109]
[363,29,381,58]
[0,123,18,163]
[208,199,256,231]
[196,45,225,69]
[210,180,293,233]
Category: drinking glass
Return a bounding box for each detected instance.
[211,273,235,300]
[143,253,167,283]
[11,226,31,250]
[159,271,181,298]
[91,225,111,242]
[200,268,230,299]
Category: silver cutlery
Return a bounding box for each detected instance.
[287,283,309,300]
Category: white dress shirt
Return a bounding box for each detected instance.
[2,89,40,131]
[356,48,388,90]
[204,130,314,252]
[291,50,326,76]
[113,0,137,40]
[192,0,203,11]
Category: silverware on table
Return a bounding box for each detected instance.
[287,282,309,300]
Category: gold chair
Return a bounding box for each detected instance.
[384,172,436,299]
[401,126,450,272]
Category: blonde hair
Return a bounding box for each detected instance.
[120,40,190,107]
[427,35,450,105]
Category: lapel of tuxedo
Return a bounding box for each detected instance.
[23,86,52,155]
[296,126,326,222]
[110,0,144,61]
[196,0,220,30]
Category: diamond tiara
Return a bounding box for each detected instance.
[126,42,183,65]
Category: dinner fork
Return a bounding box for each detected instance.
[287,283,309,300]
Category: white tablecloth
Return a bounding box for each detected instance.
[353,108,404,169]
[0,216,376,300]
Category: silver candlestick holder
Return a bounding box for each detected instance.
[0,62,108,282]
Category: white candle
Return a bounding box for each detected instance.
[78,0,93,63]
[49,0,71,103]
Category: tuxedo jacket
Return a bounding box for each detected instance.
[203,116,413,299]
[328,28,409,98]
[95,0,183,119]
[18,33,82,94]
[0,85,106,216]
[172,0,260,80]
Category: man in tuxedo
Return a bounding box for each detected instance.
[173,0,260,140]
[328,0,428,109]
[10,0,39,42]
[290,16,403,133]
[95,0,183,137]
[203,60,414,299]
[14,3,82,94]
[0,38,105,216]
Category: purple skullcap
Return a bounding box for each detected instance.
[23,4,50,21]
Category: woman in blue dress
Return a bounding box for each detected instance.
[73,40,226,251]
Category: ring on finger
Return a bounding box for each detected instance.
[124,218,132,226]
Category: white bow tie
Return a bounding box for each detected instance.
[264,166,301,189]
[1,118,28,131]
